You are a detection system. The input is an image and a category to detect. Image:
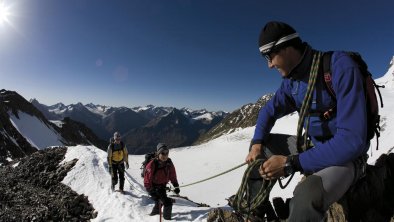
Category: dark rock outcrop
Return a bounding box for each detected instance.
[59,117,108,151]
[0,147,96,221]
[0,90,40,163]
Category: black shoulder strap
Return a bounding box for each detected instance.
[322,51,336,99]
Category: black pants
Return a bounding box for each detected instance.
[149,185,173,207]
[111,162,125,190]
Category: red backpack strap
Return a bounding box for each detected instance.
[319,52,337,120]
[322,51,336,99]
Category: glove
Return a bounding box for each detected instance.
[108,166,112,174]
[125,162,129,169]
[148,187,158,197]
[174,187,180,195]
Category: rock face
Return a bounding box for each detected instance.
[195,94,274,145]
[0,147,96,221]
[124,108,224,154]
[0,90,40,163]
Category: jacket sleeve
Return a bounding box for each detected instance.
[169,162,178,187]
[107,144,112,165]
[252,81,296,144]
[143,160,155,191]
[299,52,368,173]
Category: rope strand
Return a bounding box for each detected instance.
[179,162,247,188]
[296,51,323,153]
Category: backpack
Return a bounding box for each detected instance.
[108,138,125,163]
[109,138,124,152]
[322,51,384,149]
[140,154,174,178]
[140,152,156,177]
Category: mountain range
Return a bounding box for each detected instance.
[3,55,393,161]
[31,100,228,154]
[0,89,106,165]
[0,86,274,162]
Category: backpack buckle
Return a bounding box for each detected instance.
[321,108,335,120]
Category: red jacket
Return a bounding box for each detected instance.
[144,158,178,191]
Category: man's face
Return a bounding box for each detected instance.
[265,48,293,77]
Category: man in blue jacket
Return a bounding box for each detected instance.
[245,21,369,221]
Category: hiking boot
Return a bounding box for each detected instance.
[149,202,160,216]
[163,205,172,220]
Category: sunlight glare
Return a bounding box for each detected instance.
[0,1,12,26]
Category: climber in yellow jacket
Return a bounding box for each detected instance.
[107,131,129,193]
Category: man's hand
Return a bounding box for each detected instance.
[173,187,180,195]
[245,144,262,164]
[125,162,129,169]
[259,155,287,180]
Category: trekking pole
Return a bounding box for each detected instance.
[159,201,162,222]
[166,185,209,207]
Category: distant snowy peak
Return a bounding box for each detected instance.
[48,102,66,111]
[84,103,116,117]
[133,104,172,113]
[375,55,394,89]
[183,109,228,122]
[131,104,156,112]
[132,105,227,121]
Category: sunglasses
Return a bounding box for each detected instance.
[261,38,281,63]
[160,151,169,156]
[263,47,279,63]
[264,53,273,63]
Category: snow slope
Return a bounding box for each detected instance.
[9,111,64,149]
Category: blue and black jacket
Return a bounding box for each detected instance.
[252,45,368,173]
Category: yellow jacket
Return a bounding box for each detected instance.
[107,141,129,165]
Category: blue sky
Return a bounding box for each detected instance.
[1,0,393,112]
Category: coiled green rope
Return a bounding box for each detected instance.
[231,159,276,215]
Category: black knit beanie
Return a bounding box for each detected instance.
[258,21,302,55]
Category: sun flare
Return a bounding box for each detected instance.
[0,1,12,25]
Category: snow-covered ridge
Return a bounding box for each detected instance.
[41,102,227,121]
[375,56,394,89]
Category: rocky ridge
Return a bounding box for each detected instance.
[0,147,96,221]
